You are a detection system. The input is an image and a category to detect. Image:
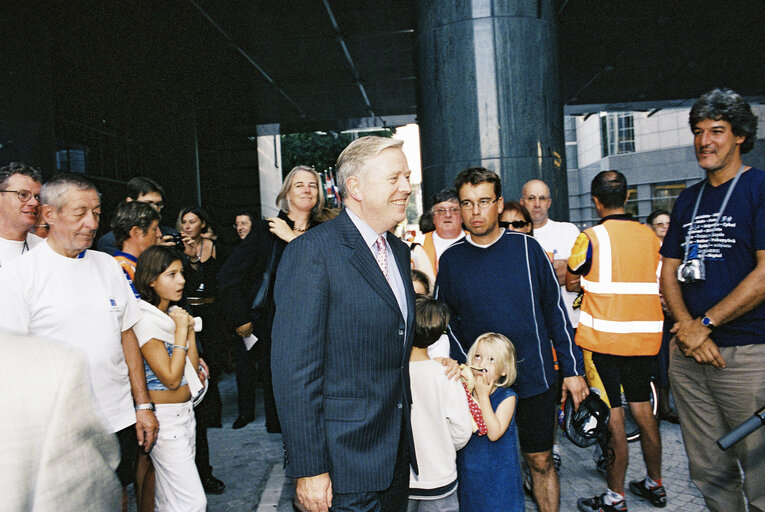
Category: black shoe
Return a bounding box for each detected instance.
[577,493,627,512]
[266,422,282,433]
[232,415,254,429]
[629,479,667,508]
[201,474,226,494]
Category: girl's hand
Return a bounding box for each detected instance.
[474,372,495,399]
[169,307,191,329]
[267,217,297,243]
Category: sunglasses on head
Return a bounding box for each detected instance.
[509,220,529,229]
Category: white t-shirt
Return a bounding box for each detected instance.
[0,233,42,268]
[534,219,581,327]
[0,241,141,432]
[408,359,473,497]
[432,231,465,261]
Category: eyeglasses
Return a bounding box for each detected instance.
[460,198,498,210]
[508,220,530,229]
[522,195,549,202]
[433,207,460,216]
[0,189,41,203]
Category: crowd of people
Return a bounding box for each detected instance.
[0,86,763,512]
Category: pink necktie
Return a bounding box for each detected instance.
[375,234,389,281]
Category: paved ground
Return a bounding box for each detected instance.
[135,372,708,511]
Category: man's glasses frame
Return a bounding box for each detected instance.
[521,195,550,203]
[459,198,498,211]
[432,207,460,216]
[0,189,41,203]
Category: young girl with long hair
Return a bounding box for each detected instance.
[133,246,206,512]
[457,332,524,512]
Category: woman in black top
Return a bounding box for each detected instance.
[218,165,326,432]
[176,205,226,494]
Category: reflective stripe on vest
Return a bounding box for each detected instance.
[576,222,662,356]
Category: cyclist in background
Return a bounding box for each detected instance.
[567,170,665,512]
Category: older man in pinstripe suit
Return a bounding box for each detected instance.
[272,136,425,512]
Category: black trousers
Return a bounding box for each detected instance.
[234,335,258,417]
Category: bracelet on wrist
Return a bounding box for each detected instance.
[172,344,189,352]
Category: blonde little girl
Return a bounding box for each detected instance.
[457,332,524,512]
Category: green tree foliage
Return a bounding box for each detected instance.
[280,130,392,175]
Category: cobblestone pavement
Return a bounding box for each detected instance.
[194,372,707,511]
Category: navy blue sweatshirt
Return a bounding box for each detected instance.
[435,230,584,399]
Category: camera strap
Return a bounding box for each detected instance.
[682,164,745,263]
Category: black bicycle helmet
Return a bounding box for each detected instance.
[560,393,611,448]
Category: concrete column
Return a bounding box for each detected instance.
[415,0,568,219]
[257,125,283,219]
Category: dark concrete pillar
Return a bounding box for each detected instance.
[415,0,569,220]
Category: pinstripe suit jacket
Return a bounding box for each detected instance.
[271,208,417,494]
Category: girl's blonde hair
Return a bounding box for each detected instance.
[466,332,517,388]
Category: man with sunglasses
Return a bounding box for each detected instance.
[435,167,586,512]
[521,179,581,329]
[0,162,43,267]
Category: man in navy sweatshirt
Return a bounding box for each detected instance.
[435,167,587,512]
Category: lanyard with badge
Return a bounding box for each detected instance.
[677,164,744,283]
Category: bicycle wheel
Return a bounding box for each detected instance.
[624,379,658,442]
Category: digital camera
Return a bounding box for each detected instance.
[169,232,186,252]
[677,258,705,283]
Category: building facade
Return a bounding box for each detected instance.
[566,106,765,228]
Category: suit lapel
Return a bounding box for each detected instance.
[338,210,402,317]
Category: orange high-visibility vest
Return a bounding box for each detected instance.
[576,220,662,356]
[422,232,438,274]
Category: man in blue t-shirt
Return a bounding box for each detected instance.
[660,88,765,512]
[435,167,587,512]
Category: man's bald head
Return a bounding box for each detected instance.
[520,179,552,227]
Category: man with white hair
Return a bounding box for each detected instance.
[272,136,425,512]
[0,173,158,509]
[0,162,43,267]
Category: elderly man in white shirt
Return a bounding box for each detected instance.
[0,173,158,510]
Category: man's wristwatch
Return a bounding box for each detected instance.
[135,402,156,412]
[701,315,716,331]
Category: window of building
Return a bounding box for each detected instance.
[600,112,635,157]
[651,181,686,212]
[625,185,638,217]
[56,147,88,173]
